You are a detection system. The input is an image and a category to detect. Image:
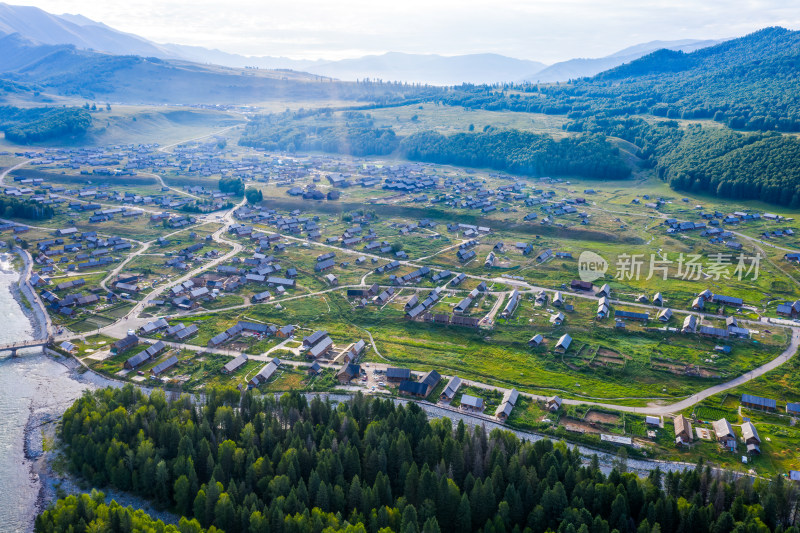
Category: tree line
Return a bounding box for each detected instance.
[42,385,800,533]
[219,177,245,197]
[0,196,55,219]
[0,105,92,144]
[36,490,219,533]
[570,116,800,207]
[400,130,630,180]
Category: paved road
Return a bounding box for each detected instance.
[0,159,33,183]
[10,147,800,418]
[140,171,202,200]
[50,211,800,416]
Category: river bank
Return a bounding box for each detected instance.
[5,250,46,340]
[20,351,177,530]
[0,250,108,532]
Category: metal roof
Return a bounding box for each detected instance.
[460,394,484,408]
[741,394,776,409]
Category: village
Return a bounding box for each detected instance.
[2,136,800,477]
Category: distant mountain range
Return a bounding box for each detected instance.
[0,31,437,105]
[525,39,723,83]
[0,2,722,85]
[0,3,172,57]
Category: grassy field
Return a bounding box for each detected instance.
[159,288,789,404]
[7,110,800,474]
[291,105,571,138]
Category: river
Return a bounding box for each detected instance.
[0,254,109,532]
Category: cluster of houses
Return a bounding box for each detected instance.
[398,281,488,328]
[702,418,762,455]
[11,142,241,208]
[495,388,520,420]
[391,368,441,397]
[163,238,219,272]
[117,336,175,375]
[564,280,751,339]
[457,242,478,263]
[661,211,789,247]
[139,317,200,341]
[691,289,743,311]
[671,393,777,455]
[453,284,488,315]
[208,321,295,348]
[19,228,132,277]
[158,245,308,309]
[233,208,322,241]
[302,330,335,359]
[448,224,491,239]
[406,286,446,319]
[776,295,800,317]
[25,141,320,197]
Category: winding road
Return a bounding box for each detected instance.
[5,136,800,419]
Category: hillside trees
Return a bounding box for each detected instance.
[0,106,91,143]
[240,110,399,156]
[400,130,631,179]
[434,28,800,133]
[571,116,800,207]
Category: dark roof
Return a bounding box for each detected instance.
[175,324,198,340]
[571,279,593,290]
[386,367,411,380]
[399,381,428,395]
[714,294,744,306]
[421,369,441,388]
[741,394,776,409]
[304,330,329,346]
[239,321,268,333]
[614,309,649,320]
[125,351,150,369]
[223,354,248,373]
[309,337,333,358]
[340,363,361,378]
[112,334,138,351]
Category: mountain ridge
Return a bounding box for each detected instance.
[0,2,721,85]
[522,38,723,82]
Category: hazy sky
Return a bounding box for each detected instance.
[19,0,800,62]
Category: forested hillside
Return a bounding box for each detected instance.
[44,386,799,533]
[436,28,800,133]
[570,116,800,207]
[400,130,630,180]
[0,105,91,143]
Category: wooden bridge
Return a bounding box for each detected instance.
[0,338,51,356]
